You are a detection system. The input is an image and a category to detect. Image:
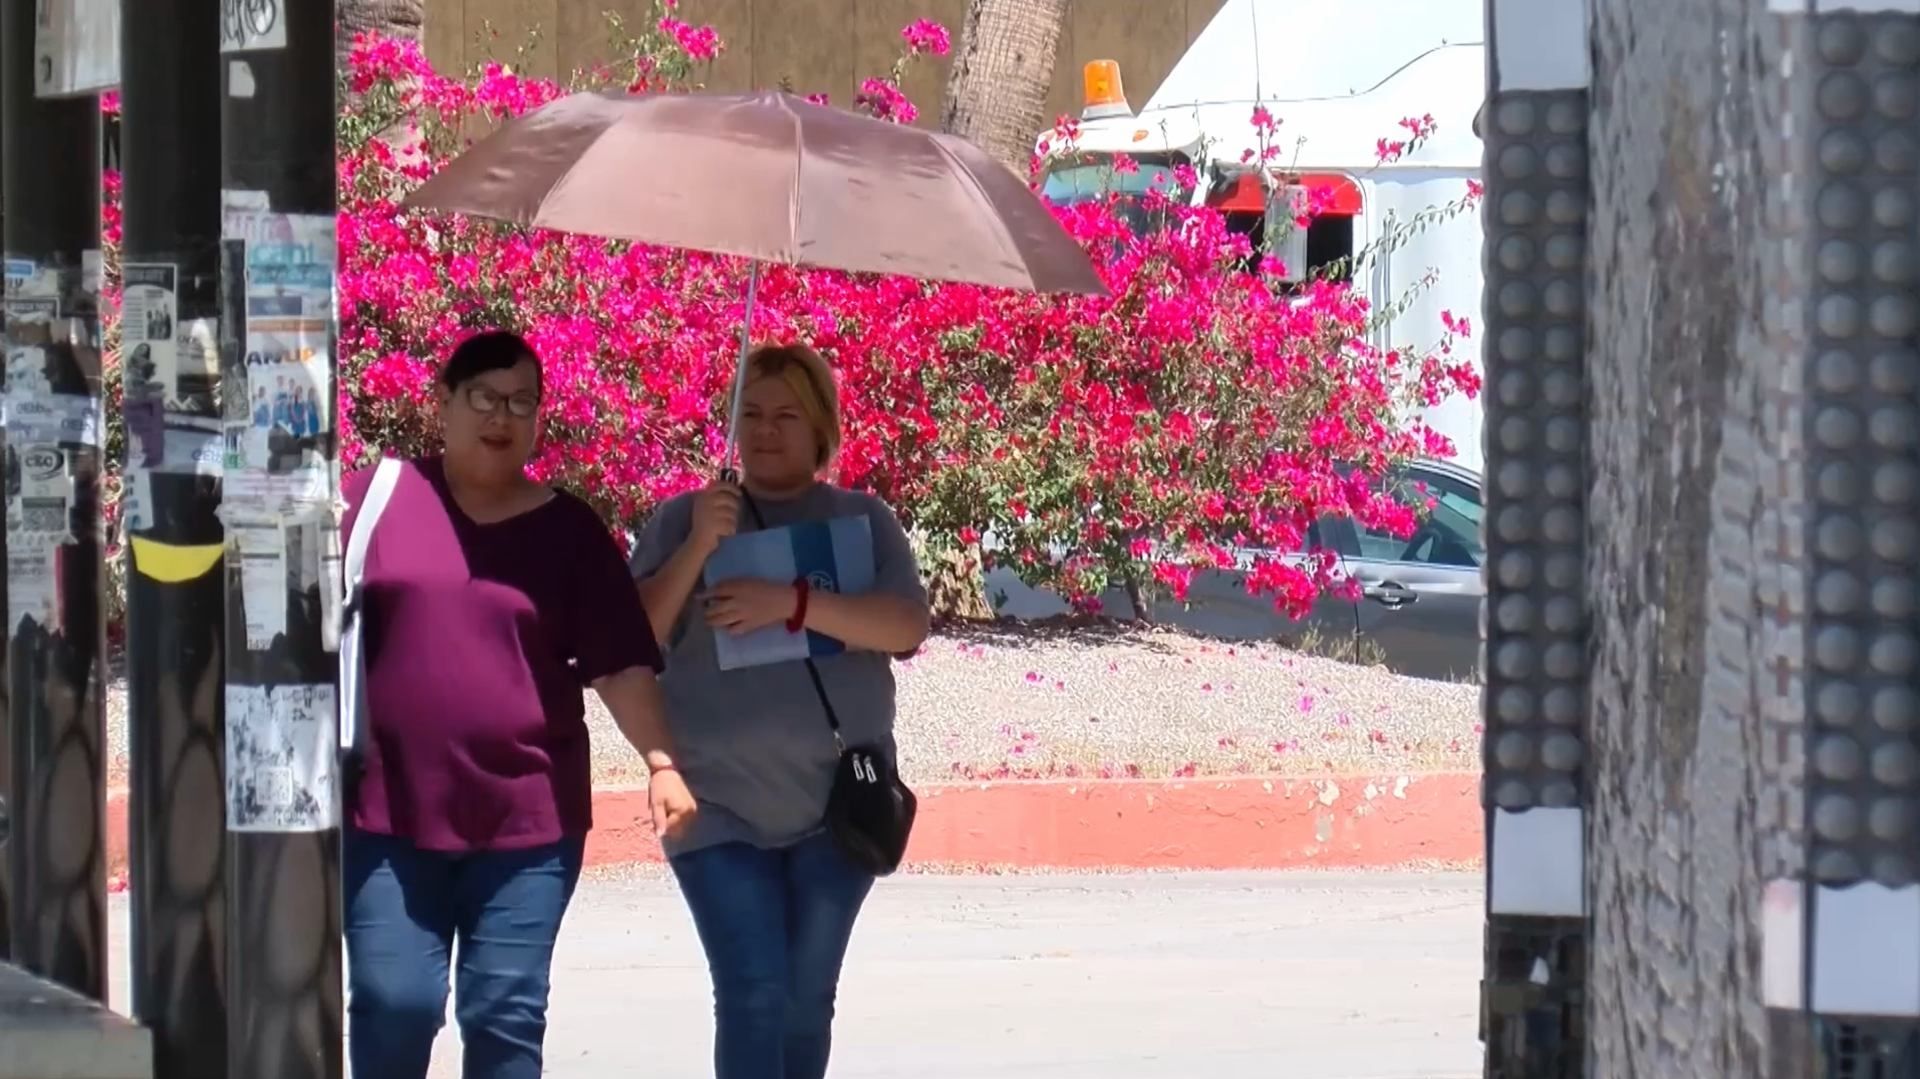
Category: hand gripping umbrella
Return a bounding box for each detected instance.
[403,89,1109,473]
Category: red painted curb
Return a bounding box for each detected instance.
[102,772,1483,876]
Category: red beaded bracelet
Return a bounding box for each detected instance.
[786,577,810,634]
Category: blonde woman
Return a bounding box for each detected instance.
[629,343,930,1079]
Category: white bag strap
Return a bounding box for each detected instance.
[345,457,403,605]
[339,457,402,757]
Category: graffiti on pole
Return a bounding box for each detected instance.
[219,0,284,54]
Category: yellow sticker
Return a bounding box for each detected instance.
[129,535,224,583]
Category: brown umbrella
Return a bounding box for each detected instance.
[403,89,1107,296]
[404,89,1107,467]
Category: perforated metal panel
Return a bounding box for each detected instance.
[1800,10,1920,891]
[1481,90,1590,819]
[1479,45,1593,1073]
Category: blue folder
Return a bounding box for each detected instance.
[702,515,876,671]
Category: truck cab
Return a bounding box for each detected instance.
[1032,0,1487,471]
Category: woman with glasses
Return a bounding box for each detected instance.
[338,330,698,1079]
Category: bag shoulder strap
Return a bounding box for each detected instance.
[345,457,404,597]
[738,488,846,747]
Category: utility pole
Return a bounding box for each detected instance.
[0,0,109,1001]
[218,0,342,1075]
[120,0,229,1071]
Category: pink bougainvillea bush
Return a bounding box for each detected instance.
[335,5,1478,618]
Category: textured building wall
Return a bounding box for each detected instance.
[420,0,1229,129]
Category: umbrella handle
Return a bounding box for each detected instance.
[721,261,763,476]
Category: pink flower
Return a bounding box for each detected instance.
[306,22,1481,635]
[658,16,722,62]
[901,19,952,57]
[854,78,917,125]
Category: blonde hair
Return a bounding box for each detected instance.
[745,342,841,467]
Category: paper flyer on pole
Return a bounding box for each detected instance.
[230,517,289,650]
[225,683,338,832]
[221,202,334,518]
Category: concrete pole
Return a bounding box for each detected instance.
[0,0,109,1003]
[218,1,343,1074]
[119,0,230,1070]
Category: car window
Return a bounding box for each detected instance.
[1354,468,1484,568]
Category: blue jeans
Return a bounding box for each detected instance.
[343,828,585,1079]
[669,831,877,1079]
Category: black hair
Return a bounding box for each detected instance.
[440,330,543,392]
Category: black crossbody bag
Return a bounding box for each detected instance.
[735,491,917,876]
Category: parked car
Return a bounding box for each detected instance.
[986,458,1484,682]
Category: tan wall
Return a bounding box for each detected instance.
[423,0,1229,129]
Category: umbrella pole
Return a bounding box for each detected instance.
[720,260,762,482]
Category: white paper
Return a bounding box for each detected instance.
[1761,879,1804,1009]
[232,518,288,651]
[124,467,155,533]
[1812,883,1920,1016]
[180,317,221,398]
[1488,807,1585,917]
[33,0,119,98]
[11,443,74,543]
[319,515,343,653]
[121,263,181,398]
[292,519,322,592]
[140,416,225,476]
[220,469,331,522]
[4,345,98,447]
[2,392,99,447]
[220,210,335,517]
[2,293,58,322]
[225,683,338,832]
[5,542,58,633]
[6,344,50,397]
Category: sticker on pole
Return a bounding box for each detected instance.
[220,0,286,54]
[226,683,338,832]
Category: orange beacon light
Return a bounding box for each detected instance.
[1081,60,1131,120]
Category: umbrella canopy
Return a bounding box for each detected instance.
[403,89,1108,296]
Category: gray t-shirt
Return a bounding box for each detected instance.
[628,483,926,856]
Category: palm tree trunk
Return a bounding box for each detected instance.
[1581,0,1805,1073]
[939,0,1069,175]
[335,0,426,67]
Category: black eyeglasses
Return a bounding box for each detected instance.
[464,384,541,418]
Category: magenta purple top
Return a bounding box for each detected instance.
[340,456,662,852]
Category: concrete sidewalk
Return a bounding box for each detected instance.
[110,870,1485,1078]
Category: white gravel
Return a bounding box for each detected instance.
[102,622,1482,790]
